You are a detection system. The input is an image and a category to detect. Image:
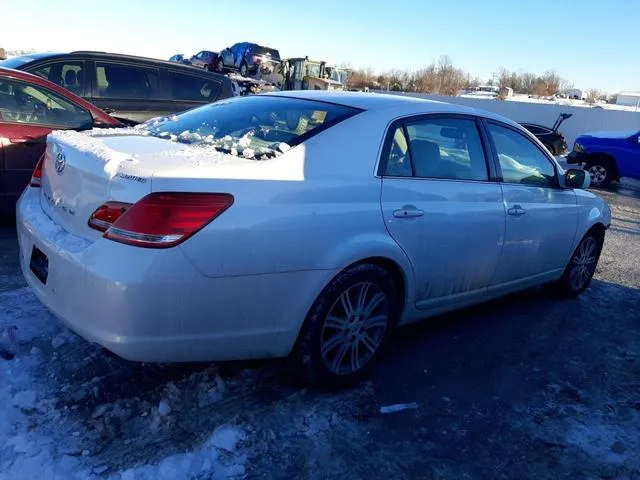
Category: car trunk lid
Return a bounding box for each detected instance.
[39,129,296,241]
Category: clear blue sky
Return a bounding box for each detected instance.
[2,0,637,92]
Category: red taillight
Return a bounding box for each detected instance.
[252,55,260,63]
[30,155,45,187]
[88,201,133,232]
[97,192,233,248]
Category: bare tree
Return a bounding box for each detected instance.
[585,89,601,105]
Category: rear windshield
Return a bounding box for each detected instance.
[248,46,280,59]
[140,95,360,159]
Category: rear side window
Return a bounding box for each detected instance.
[382,117,489,181]
[141,95,361,158]
[95,62,160,99]
[169,72,220,102]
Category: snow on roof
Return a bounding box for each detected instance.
[617,91,640,97]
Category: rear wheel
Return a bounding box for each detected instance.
[214,58,224,73]
[556,230,603,297]
[586,159,614,187]
[239,61,249,77]
[293,264,400,388]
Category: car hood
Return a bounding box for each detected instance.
[580,130,637,140]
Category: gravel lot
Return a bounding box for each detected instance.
[1,180,638,479]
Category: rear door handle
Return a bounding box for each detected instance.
[507,205,526,216]
[393,206,424,218]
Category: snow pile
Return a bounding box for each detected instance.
[0,280,249,479]
[48,130,132,178]
[0,287,91,479]
[110,425,246,480]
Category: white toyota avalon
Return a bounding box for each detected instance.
[16,91,611,386]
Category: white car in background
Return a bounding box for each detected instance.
[16,92,611,387]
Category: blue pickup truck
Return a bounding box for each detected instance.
[567,129,640,187]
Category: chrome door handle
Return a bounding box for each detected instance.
[393,206,424,218]
[507,205,526,216]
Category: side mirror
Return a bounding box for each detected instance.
[564,168,590,189]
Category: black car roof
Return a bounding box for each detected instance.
[2,51,227,75]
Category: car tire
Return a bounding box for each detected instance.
[239,61,249,77]
[293,263,401,388]
[586,159,613,187]
[556,229,603,297]
[215,59,224,73]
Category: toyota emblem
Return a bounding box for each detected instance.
[54,151,66,174]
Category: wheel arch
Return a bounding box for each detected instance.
[285,250,414,358]
[586,152,619,180]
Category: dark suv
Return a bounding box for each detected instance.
[0,51,235,124]
[217,43,281,77]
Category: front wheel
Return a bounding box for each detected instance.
[556,230,603,297]
[586,161,613,187]
[293,264,400,388]
[214,58,224,73]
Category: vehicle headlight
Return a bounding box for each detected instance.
[573,142,585,153]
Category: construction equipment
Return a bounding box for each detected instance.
[280,57,347,91]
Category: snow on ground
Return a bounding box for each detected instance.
[0,285,250,479]
[0,257,376,479]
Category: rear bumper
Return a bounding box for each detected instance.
[16,188,330,362]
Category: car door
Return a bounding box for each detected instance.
[90,60,171,123]
[379,115,505,310]
[222,44,240,67]
[0,76,93,209]
[484,120,578,287]
[232,43,247,67]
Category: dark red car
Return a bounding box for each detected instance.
[0,67,121,216]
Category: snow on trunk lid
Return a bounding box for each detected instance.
[40,130,152,241]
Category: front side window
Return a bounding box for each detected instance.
[488,123,557,187]
[0,77,92,128]
[169,72,220,102]
[382,117,488,181]
[95,62,160,99]
[140,95,360,159]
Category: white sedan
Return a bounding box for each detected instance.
[16,91,611,386]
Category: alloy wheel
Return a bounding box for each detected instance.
[320,282,389,375]
[588,165,607,185]
[569,236,598,291]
